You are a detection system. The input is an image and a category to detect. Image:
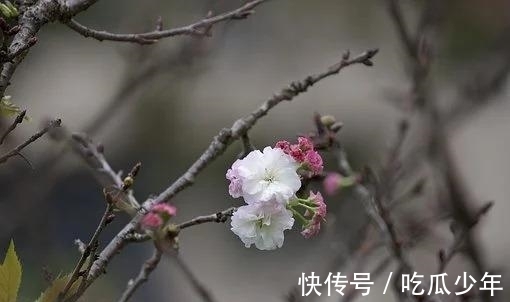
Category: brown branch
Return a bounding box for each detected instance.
[85,49,378,286]
[0,118,61,165]
[117,248,162,302]
[0,0,101,97]
[173,256,217,302]
[60,200,114,302]
[67,0,268,44]
[438,202,493,273]
[0,109,25,145]
[177,207,235,230]
[385,0,416,57]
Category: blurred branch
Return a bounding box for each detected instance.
[67,0,268,44]
[85,49,378,289]
[385,0,415,57]
[438,202,493,273]
[117,247,162,302]
[173,255,217,302]
[448,35,510,123]
[0,118,61,165]
[0,109,25,145]
[385,1,494,301]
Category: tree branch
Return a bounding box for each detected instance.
[59,201,114,301]
[117,247,162,302]
[67,0,268,44]
[0,118,61,165]
[177,207,235,230]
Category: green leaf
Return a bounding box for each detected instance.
[35,274,79,302]
[0,240,22,302]
[0,97,30,121]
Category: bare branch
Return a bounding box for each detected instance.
[438,202,493,273]
[173,256,217,302]
[385,0,416,57]
[67,0,268,44]
[59,201,114,302]
[0,118,61,165]
[117,248,162,302]
[177,207,235,230]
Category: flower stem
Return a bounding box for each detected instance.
[289,207,308,225]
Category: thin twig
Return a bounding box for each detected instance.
[0,109,25,145]
[177,207,235,230]
[173,256,217,302]
[0,118,61,165]
[67,0,268,44]
[59,202,114,301]
[385,0,416,57]
[117,248,162,302]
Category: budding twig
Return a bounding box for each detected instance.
[67,0,268,44]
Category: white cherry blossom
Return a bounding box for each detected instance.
[230,200,294,250]
[226,146,300,204]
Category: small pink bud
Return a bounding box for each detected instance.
[301,191,327,239]
[324,173,342,195]
[275,140,291,153]
[304,150,323,175]
[152,203,177,217]
[141,213,163,229]
[297,136,314,152]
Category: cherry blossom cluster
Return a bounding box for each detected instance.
[141,203,177,230]
[227,137,327,250]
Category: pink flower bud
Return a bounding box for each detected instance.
[275,140,291,153]
[301,191,327,239]
[141,213,164,229]
[297,136,314,152]
[141,203,177,230]
[152,203,177,218]
[323,172,342,195]
[304,150,323,175]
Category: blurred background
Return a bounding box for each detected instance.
[0,0,509,301]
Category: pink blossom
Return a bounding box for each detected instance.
[304,150,323,175]
[275,137,323,176]
[141,203,177,229]
[323,172,342,195]
[301,222,321,239]
[289,145,305,162]
[226,159,243,198]
[275,140,291,153]
[141,213,163,229]
[301,191,327,239]
[297,137,314,152]
[152,203,177,218]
